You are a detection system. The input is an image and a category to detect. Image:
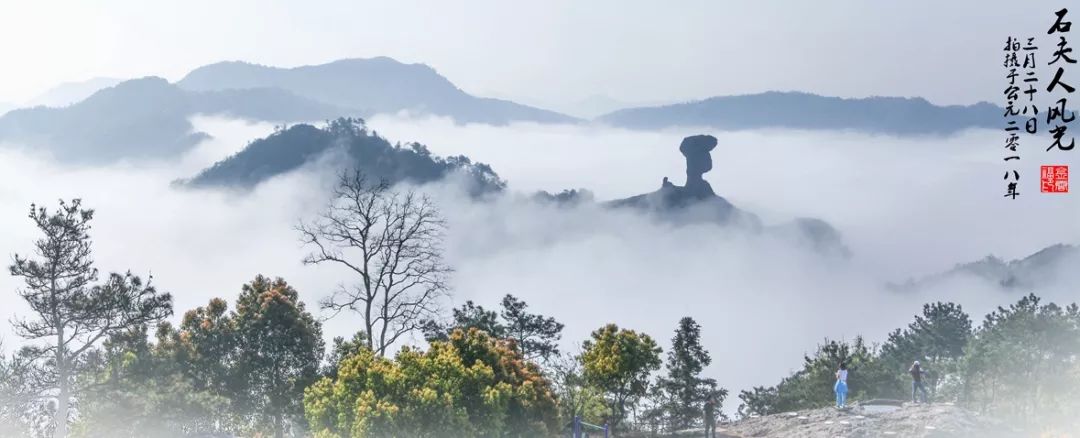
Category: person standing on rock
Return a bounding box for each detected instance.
[910,360,929,404]
[834,361,849,409]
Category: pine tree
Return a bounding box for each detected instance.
[655,317,722,431]
[500,294,564,363]
[8,199,172,437]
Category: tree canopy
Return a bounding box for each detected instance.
[304,328,558,437]
[580,323,662,434]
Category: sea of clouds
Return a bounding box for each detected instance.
[1,114,1077,410]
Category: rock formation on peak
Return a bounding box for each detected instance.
[607,134,850,257]
[679,134,718,196]
[608,134,758,228]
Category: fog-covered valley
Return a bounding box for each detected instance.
[2,115,1076,418]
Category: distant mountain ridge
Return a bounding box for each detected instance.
[0,57,579,162]
[27,77,124,108]
[0,77,346,163]
[177,57,577,125]
[0,57,1016,164]
[892,243,1079,291]
[597,91,1000,135]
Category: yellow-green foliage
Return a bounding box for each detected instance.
[304,328,558,437]
[579,324,662,432]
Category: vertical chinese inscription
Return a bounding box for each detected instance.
[1003,8,1075,197]
[1043,8,1074,193]
[1046,8,1075,151]
[1003,35,1037,198]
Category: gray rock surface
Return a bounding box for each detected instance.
[718,403,1019,438]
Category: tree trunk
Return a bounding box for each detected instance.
[56,383,68,438]
[55,327,68,438]
[365,297,375,354]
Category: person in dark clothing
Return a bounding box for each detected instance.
[703,394,717,438]
[910,360,929,404]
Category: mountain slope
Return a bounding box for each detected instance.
[892,243,1079,291]
[26,77,124,108]
[0,58,578,163]
[0,77,346,163]
[597,91,1000,135]
[178,57,577,125]
[0,77,201,162]
[183,117,505,196]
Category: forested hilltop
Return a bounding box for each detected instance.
[183,117,505,197]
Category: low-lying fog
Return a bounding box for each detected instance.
[1,115,1077,409]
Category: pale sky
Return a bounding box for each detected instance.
[0,0,1070,107]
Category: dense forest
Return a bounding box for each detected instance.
[2,176,1078,437]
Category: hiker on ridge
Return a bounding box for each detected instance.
[910,360,929,404]
[703,392,717,438]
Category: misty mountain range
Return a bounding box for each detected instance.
[178,57,576,125]
[0,58,573,163]
[0,55,1028,264]
[597,91,1001,135]
[891,243,1079,292]
[0,57,1006,164]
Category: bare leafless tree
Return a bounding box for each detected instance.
[298,171,451,357]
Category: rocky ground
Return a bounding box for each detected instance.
[715,402,1025,438]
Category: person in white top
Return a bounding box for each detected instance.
[834,361,849,409]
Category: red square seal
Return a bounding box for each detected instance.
[1041,165,1069,193]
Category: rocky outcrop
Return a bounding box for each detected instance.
[607,135,849,256]
[607,135,760,229]
[680,134,719,196]
[719,403,1021,438]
